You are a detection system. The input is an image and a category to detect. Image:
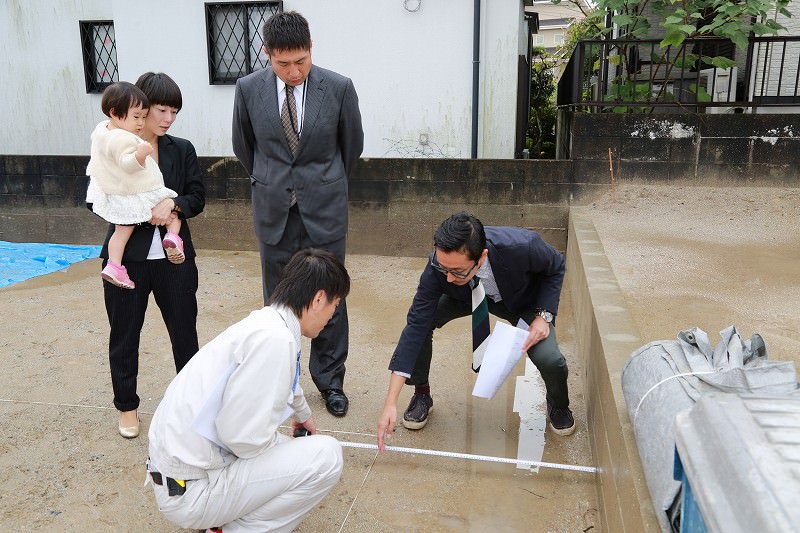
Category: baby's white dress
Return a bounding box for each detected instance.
[86,120,176,225]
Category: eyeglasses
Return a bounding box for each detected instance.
[429,253,479,280]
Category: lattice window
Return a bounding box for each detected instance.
[79,21,119,93]
[205,1,282,85]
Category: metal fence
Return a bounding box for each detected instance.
[557,36,800,112]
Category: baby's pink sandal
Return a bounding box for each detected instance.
[101,263,135,289]
[162,232,185,265]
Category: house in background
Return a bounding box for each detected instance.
[0,0,542,160]
[556,0,800,114]
[525,0,590,52]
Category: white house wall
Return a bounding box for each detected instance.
[0,0,111,156]
[0,0,525,159]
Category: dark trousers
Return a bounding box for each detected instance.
[104,258,199,412]
[407,295,570,408]
[258,206,348,392]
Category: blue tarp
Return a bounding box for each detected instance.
[0,241,102,288]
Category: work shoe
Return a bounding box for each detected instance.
[321,389,349,417]
[402,393,433,430]
[162,232,185,264]
[547,399,576,436]
[101,263,135,289]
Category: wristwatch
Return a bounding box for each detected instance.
[536,309,554,323]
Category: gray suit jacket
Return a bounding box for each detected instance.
[232,64,364,246]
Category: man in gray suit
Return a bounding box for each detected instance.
[232,11,364,417]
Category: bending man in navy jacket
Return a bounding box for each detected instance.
[377,212,574,450]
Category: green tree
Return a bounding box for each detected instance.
[527,49,558,159]
[557,0,792,108]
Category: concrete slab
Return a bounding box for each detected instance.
[0,252,597,531]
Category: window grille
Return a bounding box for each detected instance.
[205,1,282,85]
[79,21,118,93]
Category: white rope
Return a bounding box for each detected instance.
[633,371,715,421]
[337,449,379,533]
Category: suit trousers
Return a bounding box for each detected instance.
[258,205,348,392]
[152,434,342,533]
[104,258,199,412]
[407,294,570,408]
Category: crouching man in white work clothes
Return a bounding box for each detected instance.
[147,248,349,533]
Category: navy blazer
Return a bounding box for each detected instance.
[388,226,565,375]
[97,133,205,262]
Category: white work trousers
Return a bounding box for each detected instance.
[152,434,343,532]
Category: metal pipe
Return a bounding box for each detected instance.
[471,0,481,159]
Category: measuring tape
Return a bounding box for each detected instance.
[339,441,597,474]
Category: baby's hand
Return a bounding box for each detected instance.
[136,142,154,158]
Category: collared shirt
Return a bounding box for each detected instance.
[148,305,311,480]
[393,258,503,379]
[476,258,502,302]
[276,77,306,137]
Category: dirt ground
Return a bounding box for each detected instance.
[4,184,795,532]
[0,251,596,532]
[581,184,800,369]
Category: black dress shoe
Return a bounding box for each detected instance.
[321,389,349,417]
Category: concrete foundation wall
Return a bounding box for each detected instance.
[566,212,659,532]
[0,156,582,254]
[3,111,799,253]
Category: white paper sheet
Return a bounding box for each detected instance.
[472,320,529,399]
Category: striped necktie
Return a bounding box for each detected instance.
[281,85,299,206]
[281,85,300,154]
[471,278,490,372]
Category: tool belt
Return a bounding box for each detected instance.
[149,471,186,496]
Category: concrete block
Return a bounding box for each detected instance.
[573,160,616,184]
[474,160,524,183]
[225,177,251,200]
[519,204,570,228]
[3,155,41,175]
[749,137,800,164]
[521,160,573,183]
[621,137,671,162]
[521,182,573,204]
[199,199,252,220]
[570,183,615,205]
[695,163,750,185]
[617,161,674,183]
[202,176,228,199]
[698,137,752,165]
[2,174,43,196]
[350,180,390,203]
[566,211,659,533]
[467,181,518,204]
[571,136,621,161]
[667,163,698,183]
[669,137,699,162]
[199,156,246,180]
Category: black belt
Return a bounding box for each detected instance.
[150,471,186,496]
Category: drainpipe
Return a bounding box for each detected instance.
[471,0,481,159]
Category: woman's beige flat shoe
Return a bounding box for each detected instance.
[118,412,140,439]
